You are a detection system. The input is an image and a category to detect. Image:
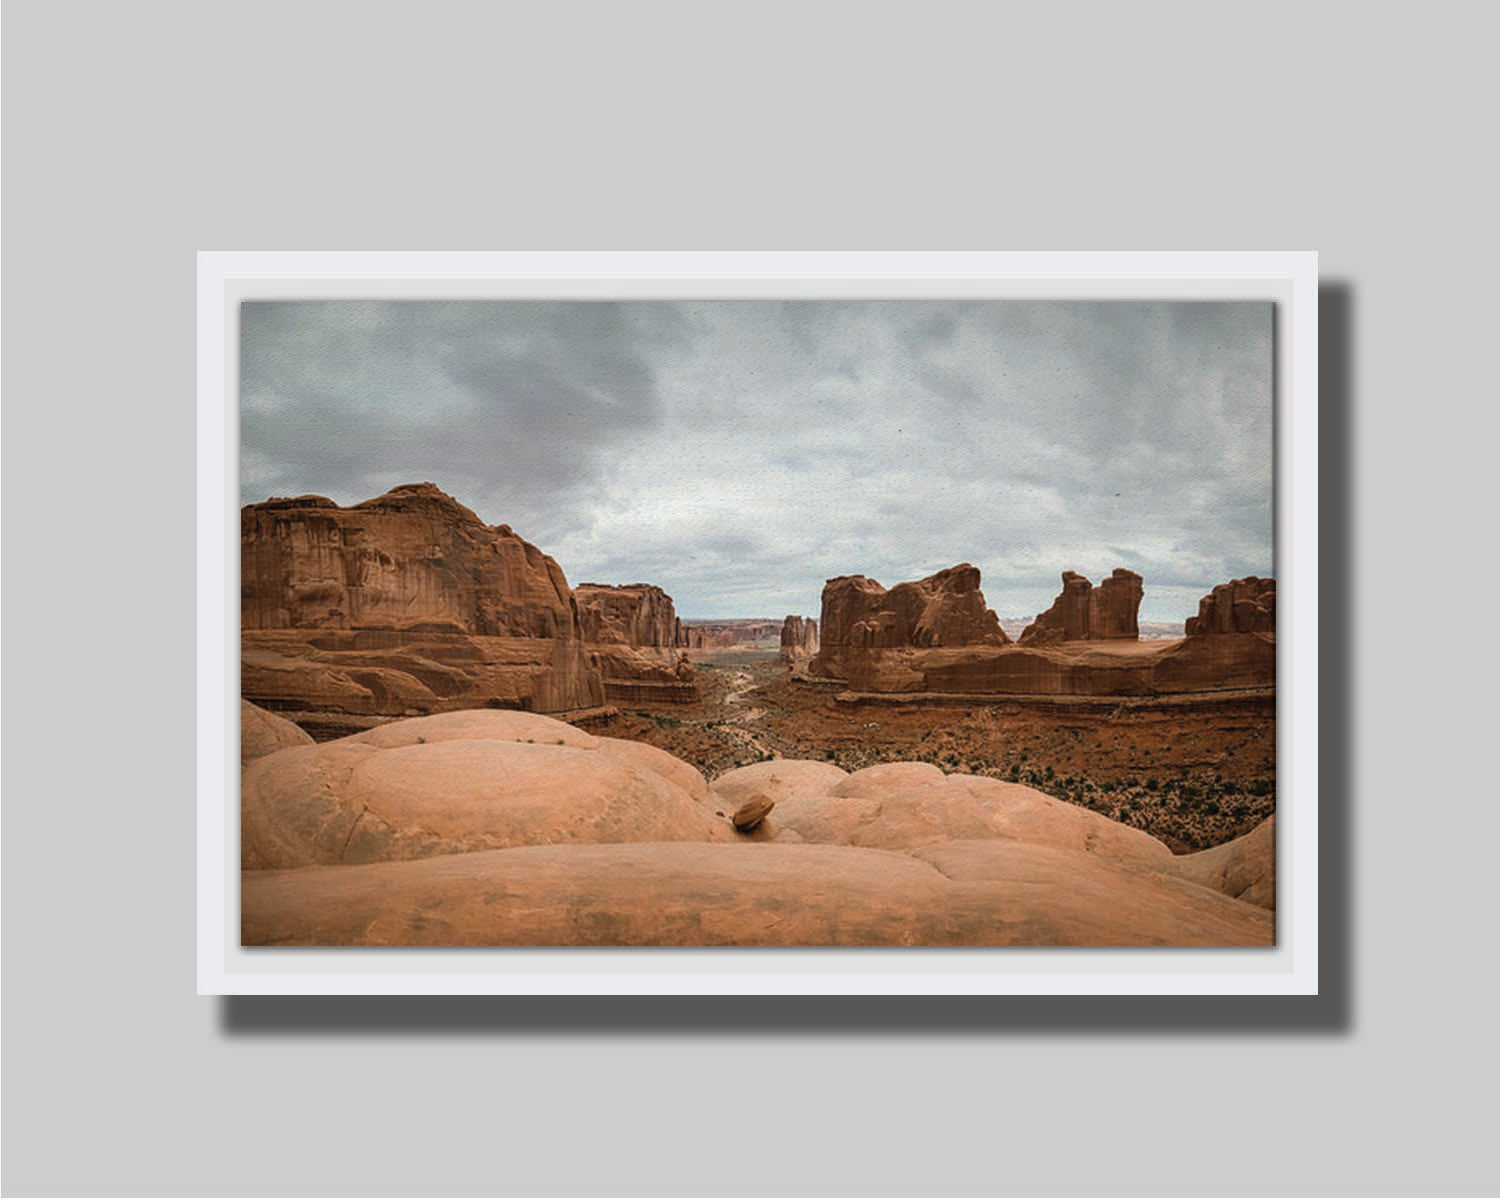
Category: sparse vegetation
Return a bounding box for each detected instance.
[596,652,1275,852]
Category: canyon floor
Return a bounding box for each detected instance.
[595,645,1275,854]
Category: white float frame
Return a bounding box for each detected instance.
[199,250,1318,995]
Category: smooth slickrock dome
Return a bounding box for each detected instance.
[241,699,315,764]
[707,759,851,809]
[719,764,1177,875]
[242,712,1275,946]
[1172,814,1276,909]
[241,710,730,870]
[242,838,1272,947]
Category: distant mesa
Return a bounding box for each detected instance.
[1019,568,1143,645]
[677,619,782,651]
[1185,576,1276,636]
[778,615,819,668]
[809,563,1273,697]
[240,483,696,731]
[811,563,1008,683]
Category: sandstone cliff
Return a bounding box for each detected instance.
[1020,568,1143,644]
[1185,576,1276,635]
[805,563,1269,696]
[779,614,820,667]
[575,583,680,647]
[574,582,699,703]
[241,484,603,722]
[677,619,782,650]
[810,564,1008,681]
[242,482,578,638]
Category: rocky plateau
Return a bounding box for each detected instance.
[810,565,1273,697]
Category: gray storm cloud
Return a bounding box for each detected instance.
[240,299,1272,622]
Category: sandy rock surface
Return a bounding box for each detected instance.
[240,699,314,764]
[241,712,1275,946]
[1170,814,1275,908]
[710,760,850,808]
[243,838,1272,947]
[242,720,730,870]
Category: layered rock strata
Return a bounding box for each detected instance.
[241,484,696,725]
[1020,568,1144,644]
[575,583,679,647]
[574,583,698,703]
[242,483,577,637]
[677,620,783,651]
[242,711,1274,946]
[809,562,1271,696]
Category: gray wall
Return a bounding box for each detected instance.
[5,2,1493,1194]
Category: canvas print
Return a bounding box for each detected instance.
[238,299,1275,947]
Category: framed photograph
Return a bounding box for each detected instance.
[199,250,1317,994]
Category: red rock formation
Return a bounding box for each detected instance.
[241,483,604,720]
[676,620,782,650]
[1020,568,1143,644]
[242,483,577,637]
[778,615,820,667]
[574,582,698,703]
[1091,568,1145,639]
[241,710,728,870]
[1185,576,1276,635]
[810,564,1008,680]
[575,583,680,647]
[910,634,1275,696]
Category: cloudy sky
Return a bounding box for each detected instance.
[241,300,1272,623]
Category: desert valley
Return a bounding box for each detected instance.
[240,481,1276,947]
